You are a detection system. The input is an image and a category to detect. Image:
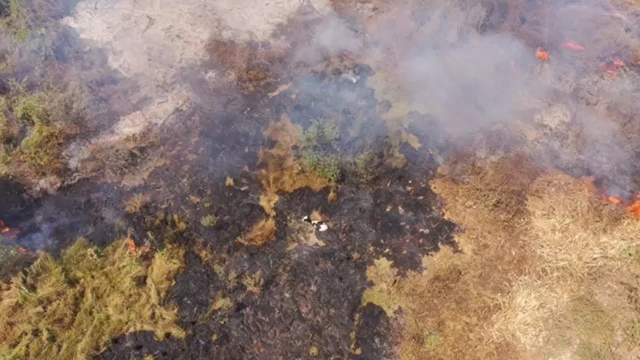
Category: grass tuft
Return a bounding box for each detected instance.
[124,193,151,214]
[200,214,218,227]
[257,114,331,216]
[237,218,276,247]
[0,238,186,359]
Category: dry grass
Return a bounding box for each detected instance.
[364,155,539,360]
[0,238,186,359]
[124,193,151,214]
[236,218,277,247]
[363,156,640,359]
[206,38,278,94]
[285,217,325,249]
[363,153,640,359]
[79,132,163,187]
[257,114,331,216]
[491,172,640,358]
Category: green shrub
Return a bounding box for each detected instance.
[354,151,378,181]
[19,124,64,174]
[15,94,46,125]
[302,118,338,149]
[300,150,341,183]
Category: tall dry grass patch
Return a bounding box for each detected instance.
[363,155,540,359]
[0,238,186,359]
[363,154,640,359]
[492,172,640,358]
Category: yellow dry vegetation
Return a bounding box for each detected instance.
[237,218,277,247]
[124,193,151,214]
[257,114,330,216]
[363,154,640,359]
[0,238,186,360]
[492,171,640,359]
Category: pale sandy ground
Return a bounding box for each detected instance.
[61,0,330,166]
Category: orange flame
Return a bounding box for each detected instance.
[606,196,623,205]
[123,238,151,256]
[0,220,9,234]
[561,42,585,51]
[124,238,137,251]
[601,58,625,78]
[628,201,640,217]
[536,47,549,61]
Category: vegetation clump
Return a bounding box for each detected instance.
[301,118,339,149]
[257,115,332,216]
[200,214,218,227]
[299,150,341,183]
[124,193,151,214]
[237,218,276,247]
[0,238,186,359]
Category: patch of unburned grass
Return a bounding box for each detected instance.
[124,193,151,214]
[200,214,218,227]
[363,248,518,360]
[257,114,331,216]
[365,153,640,359]
[364,155,607,359]
[301,118,338,150]
[0,238,186,359]
[17,123,66,176]
[236,218,277,247]
[205,293,233,318]
[241,271,263,295]
[491,172,640,358]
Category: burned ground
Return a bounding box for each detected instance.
[93,52,456,358]
[3,0,640,359]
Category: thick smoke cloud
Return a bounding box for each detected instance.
[293,0,640,194]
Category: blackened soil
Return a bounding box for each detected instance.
[0,28,458,360]
[96,52,455,359]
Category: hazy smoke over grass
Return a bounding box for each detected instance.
[292,0,640,194]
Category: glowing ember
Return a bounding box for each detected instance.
[535,47,549,61]
[606,196,622,205]
[628,201,640,217]
[124,238,151,255]
[124,238,137,251]
[561,42,585,51]
[0,220,9,233]
[601,58,625,77]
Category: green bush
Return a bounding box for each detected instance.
[301,118,338,149]
[19,124,64,174]
[15,94,46,125]
[300,150,341,183]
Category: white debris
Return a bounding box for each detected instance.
[341,73,358,83]
[311,220,328,232]
[302,214,328,231]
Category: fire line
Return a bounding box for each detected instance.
[0,220,9,234]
